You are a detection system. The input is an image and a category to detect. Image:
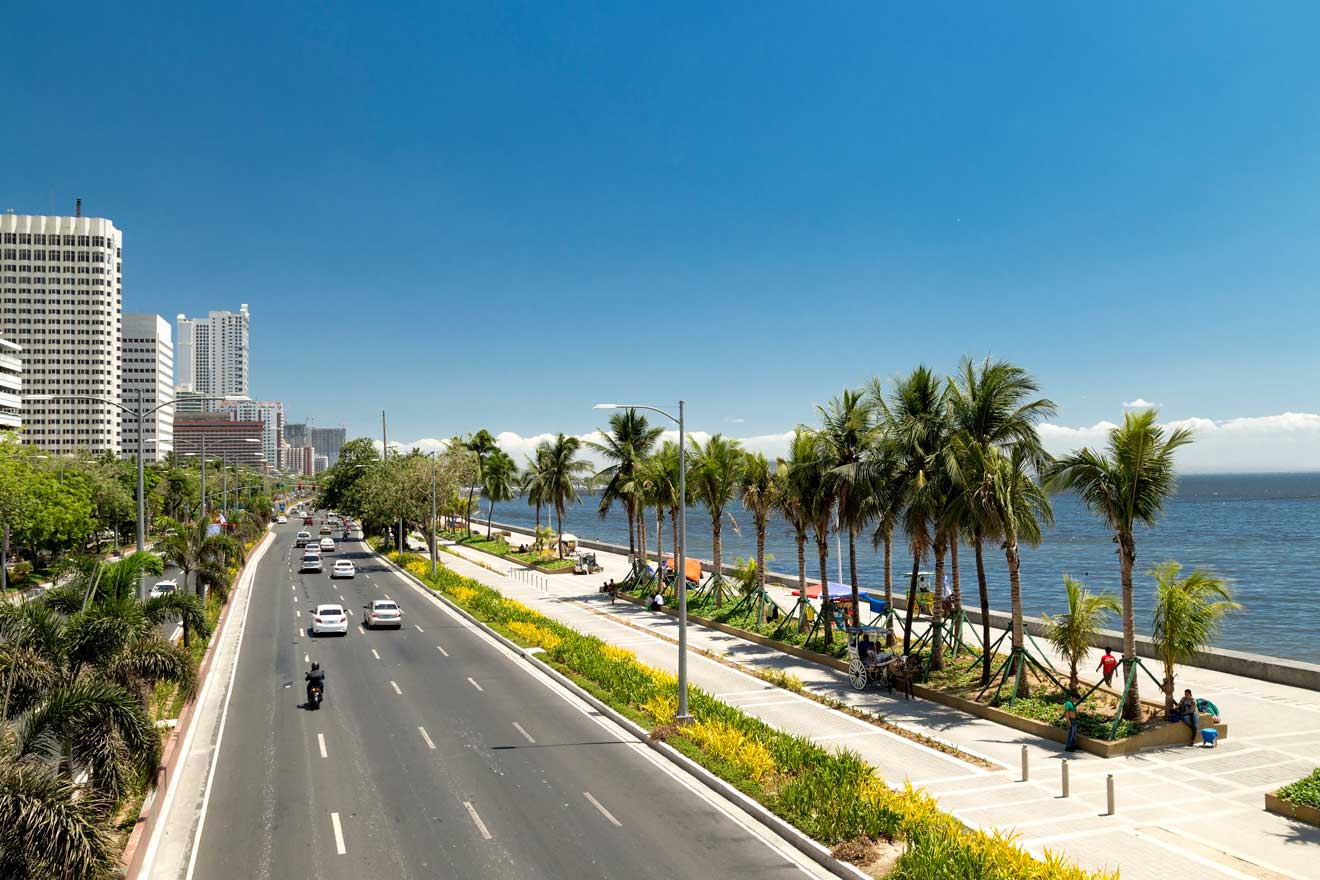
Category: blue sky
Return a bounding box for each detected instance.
[4,2,1319,464]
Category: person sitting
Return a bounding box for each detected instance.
[1173,688,1200,742]
[858,633,876,665]
[650,592,666,612]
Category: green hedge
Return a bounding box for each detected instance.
[1276,768,1320,810]
[395,555,1112,880]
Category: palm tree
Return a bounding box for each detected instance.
[159,520,239,608]
[1048,409,1193,719]
[875,367,950,660]
[540,434,592,559]
[590,411,662,563]
[1042,575,1120,696]
[738,451,778,625]
[858,444,904,646]
[1150,561,1239,715]
[791,431,838,644]
[481,449,516,536]
[639,447,680,575]
[0,746,119,879]
[689,435,744,605]
[462,430,498,536]
[814,388,878,617]
[947,356,1056,683]
[521,445,551,535]
[773,432,814,624]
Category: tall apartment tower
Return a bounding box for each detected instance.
[219,398,283,471]
[176,304,249,404]
[0,212,123,454]
[306,426,347,466]
[120,314,174,461]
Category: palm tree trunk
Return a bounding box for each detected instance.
[817,540,832,645]
[950,534,961,611]
[1119,535,1141,720]
[931,535,946,671]
[534,502,540,534]
[755,518,767,626]
[1005,522,1028,698]
[638,507,648,568]
[712,515,723,606]
[670,507,679,569]
[655,506,664,576]
[626,504,636,562]
[795,526,808,633]
[973,530,991,685]
[847,525,859,625]
[883,527,895,647]
[556,506,565,559]
[902,553,920,655]
[486,503,494,537]
[465,485,476,536]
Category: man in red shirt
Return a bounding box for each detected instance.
[1097,647,1120,687]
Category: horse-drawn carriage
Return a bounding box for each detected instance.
[845,626,914,697]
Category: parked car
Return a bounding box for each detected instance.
[149,579,179,599]
[295,531,312,547]
[300,552,323,573]
[363,599,403,629]
[311,603,348,636]
[319,537,335,553]
[331,559,355,579]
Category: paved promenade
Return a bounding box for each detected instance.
[430,526,1320,880]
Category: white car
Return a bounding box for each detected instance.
[363,599,403,629]
[331,559,355,579]
[300,552,323,573]
[295,531,312,548]
[311,603,348,636]
[149,579,179,599]
[277,515,288,524]
[319,537,335,553]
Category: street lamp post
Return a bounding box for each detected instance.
[595,401,690,722]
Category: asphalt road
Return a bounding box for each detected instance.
[186,521,823,880]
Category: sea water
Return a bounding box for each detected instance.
[486,473,1320,664]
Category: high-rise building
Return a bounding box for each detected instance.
[173,413,267,471]
[120,314,174,461]
[313,454,329,474]
[176,304,249,405]
[0,337,20,430]
[219,399,284,471]
[0,211,123,454]
[285,421,306,449]
[306,426,347,466]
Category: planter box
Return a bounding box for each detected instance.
[620,593,1228,758]
[1265,793,1320,827]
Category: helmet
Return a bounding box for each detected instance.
[311,661,320,671]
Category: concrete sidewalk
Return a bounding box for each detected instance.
[437,525,1320,880]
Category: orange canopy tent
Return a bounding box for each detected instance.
[662,556,703,584]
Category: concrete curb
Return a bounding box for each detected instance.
[373,549,873,880]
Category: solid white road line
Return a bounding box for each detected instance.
[437,644,449,657]
[418,727,436,749]
[330,812,347,855]
[463,801,493,840]
[467,677,484,692]
[371,648,381,660]
[415,624,424,632]
[583,791,623,827]
[317,733,327,758]
[390,680,402,695]
[513,721,535,744]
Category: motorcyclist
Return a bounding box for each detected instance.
[305,661,325,704]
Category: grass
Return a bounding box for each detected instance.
[1275,768,1320,810]
[393,553,1112,879]
[923,653,1146,740]
[440,528,576,571]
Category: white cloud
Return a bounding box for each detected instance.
[385,412,1320,476]
[724,417,746,424]
[1040,412,1320,473]
[1122,398,1160,410]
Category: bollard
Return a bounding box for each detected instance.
[1106,774,1115,815]
[1021,745,1029,782]
[1061,759,1069,798]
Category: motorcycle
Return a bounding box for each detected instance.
[307,682,323,710]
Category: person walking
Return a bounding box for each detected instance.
[1063,699,1080,752]
[1096,647,1119,688]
